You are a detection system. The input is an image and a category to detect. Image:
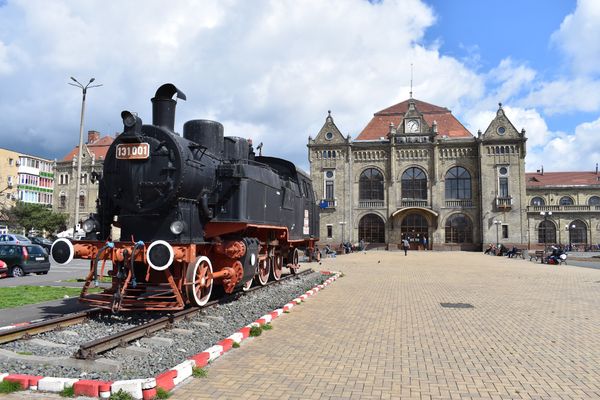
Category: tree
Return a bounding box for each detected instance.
[7,202,68,236]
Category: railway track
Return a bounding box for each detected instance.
[0,269,314,360]
[76,269,313,359]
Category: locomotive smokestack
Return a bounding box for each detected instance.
[151,83,187,132]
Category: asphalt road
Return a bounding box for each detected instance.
[0,259,103,288]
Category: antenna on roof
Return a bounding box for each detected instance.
[409,63,413,99]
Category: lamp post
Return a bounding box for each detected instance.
[540,211,552,255]
[68,77,102,237]
[493,220,502,249]
[566,223,576,251]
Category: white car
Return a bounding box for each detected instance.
[0,233,32,245]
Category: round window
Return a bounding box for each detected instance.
[325,132,334,140]
[325,171,334,179]
[497,126,506,135]
[499,167,508,175]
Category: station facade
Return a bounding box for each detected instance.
[308,98,600,251]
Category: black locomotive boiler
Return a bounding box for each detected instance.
[51,83,319,311]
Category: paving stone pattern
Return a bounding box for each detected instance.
[172,252,600,400]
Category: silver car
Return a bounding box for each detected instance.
[0,234,32,245]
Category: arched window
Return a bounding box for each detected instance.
[559,196,574,206]
[568,220,587,244]
[444,214,472,243]
[358,214,385,243]
[79,193,85,208]
[59,193,66,208]
[359,168,384,200]
[445,166,471,199]
[401,167,427,199]
[588,196,600,206]
[530,197,545,206]
[538,220,556,244]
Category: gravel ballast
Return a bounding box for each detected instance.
[0,270,327,381]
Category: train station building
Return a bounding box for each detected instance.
[308,98,600,251]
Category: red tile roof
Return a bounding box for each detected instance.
[62,136,114,161]
[526,171,600,187]
[355,99,472,140]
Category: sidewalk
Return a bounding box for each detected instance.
[171,251,600,400]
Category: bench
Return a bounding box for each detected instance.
[529,250,545,262]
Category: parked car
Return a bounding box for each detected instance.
[28,236,53,253]
[0,259,7,277]
[0,244,51,277]
[0,233,32,245]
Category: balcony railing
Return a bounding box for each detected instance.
[358,200,385,208]
[495,196,513,208]
[400,200,428,208]
[319,199,336,209]
[445,199,473,208]
[528,205,600,213]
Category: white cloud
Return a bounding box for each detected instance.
[551,0,600,76]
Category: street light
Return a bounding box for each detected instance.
[493,220,502,248]
[68,77,102,237]
[540,211,552,255]
[566,223,576,251]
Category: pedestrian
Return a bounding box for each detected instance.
[402,238,410,256]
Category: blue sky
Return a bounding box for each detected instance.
[0,0,599,173]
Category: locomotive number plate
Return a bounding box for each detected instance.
[116,143,150,160]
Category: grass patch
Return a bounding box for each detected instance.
[62,276,112,283]
[59,385,75,397]
[192,367,208,378]
[16,351,33,356]
[0,286,102,309]
[262,323,273,331]
[155,387,171,399]
[232,341,240,348]
[249,325,262,337]
[0,380,23,393]
[109,389,134,400]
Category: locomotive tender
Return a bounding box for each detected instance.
[51,84,319,311]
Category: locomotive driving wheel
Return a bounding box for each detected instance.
[185,256,213,307]
[257,257,271,286]
[290,248,300,275]
[242,277,253,291]
[270,254,283,281]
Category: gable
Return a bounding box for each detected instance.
[313,111,347,145]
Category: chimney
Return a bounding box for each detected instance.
[87,130,100,144]
[151,83,186,132]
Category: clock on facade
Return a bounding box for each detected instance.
[406,119,420,133]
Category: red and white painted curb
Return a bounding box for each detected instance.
[0,271,340,399]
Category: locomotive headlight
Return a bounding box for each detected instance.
[170,220,185,235]
[82,218,97,233]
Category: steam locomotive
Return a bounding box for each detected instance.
[51,84,319,311]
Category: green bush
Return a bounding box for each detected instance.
[59,385,75,397]
[109,389,134,400]
[249,325,262,337]
[0,380,23,394]
[192,367,208,378]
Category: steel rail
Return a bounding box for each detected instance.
[75,269,314,359]
[0,308,104,345]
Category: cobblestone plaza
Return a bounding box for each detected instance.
[172,252,599,400]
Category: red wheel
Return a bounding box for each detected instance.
[257,257,270,285]
[270,255,283,281]
[290,248,300,275]
[242,277,253,291]
[185,256,213,306]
